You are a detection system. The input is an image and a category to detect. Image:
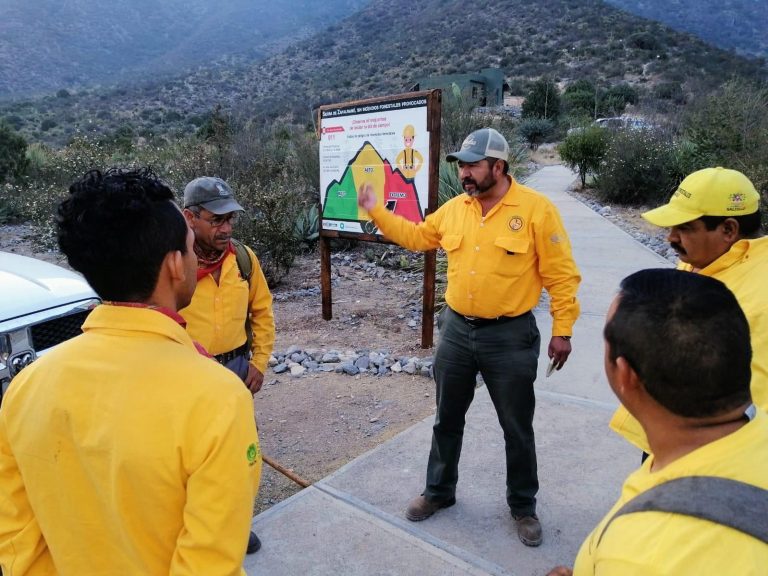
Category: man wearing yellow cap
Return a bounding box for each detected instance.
[610,167,768,453]
[395,124,424,179]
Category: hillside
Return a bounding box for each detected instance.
[0,0,369,99]
[605,0,768,58]
[2,0,765,146]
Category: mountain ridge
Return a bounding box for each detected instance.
[2,0,765,146]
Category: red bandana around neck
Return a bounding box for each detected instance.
[194,241,234,281]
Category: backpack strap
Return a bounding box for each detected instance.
[231,239,254,356]
[597,476,768,547]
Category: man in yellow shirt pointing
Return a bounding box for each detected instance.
[358,127,581,546]
[0,168,261,575]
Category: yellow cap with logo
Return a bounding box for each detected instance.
[642,167,759,227]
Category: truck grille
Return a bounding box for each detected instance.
[30,310,91,351]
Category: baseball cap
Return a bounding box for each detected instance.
[446,128,509,163]
[642,167,759,227]
[183,176,244,214]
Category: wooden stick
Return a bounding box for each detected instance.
[262,454,311,488]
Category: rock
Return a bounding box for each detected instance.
[285,345,302,355]
[321,352,340,363]
[303,360,319,370]
[354,355,370,370]
[268,356,278,367]
[391,361,402,373]
[273,363,288,374]
[290,352,308,363]
[403,361,417,374]
[407,319,418,328]
[290,365,306,377]
[319,363,336,372]
[377,365,389,376]
[342,362,360,376]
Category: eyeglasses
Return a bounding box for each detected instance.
[191,210,240,227]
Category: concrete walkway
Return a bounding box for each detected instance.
[244,165,672,576]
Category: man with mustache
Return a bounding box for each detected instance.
[610,167,768,454]
[181,176,275,554]
[358,128,581,546]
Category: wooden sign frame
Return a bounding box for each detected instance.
[317,89,441,348]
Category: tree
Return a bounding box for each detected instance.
[522,78,561,121]
[0,122,29,181]
[683,79,768,208]
[518,118,554,150]
[197,104,231,176]
[558,126,609,187]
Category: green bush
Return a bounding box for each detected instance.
[558,126,610,187]
[683,79,768,210]
[595,129,677,205]
[236,173,305,287]
[440,83,485,152]
[0,122,29,182]
[518,118,554,149]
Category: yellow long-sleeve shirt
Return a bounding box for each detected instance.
[610,236,768,452]
[181,246,275,373]
[369,178,581,335]
[0,305,261,575]
[575,411,768,575]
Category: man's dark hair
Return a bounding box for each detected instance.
[57,167,187,301]
[699,212,762,237]
[604,269,751,418]
[486,157,510,175]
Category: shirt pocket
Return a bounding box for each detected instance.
[440,234,463,252]
[440,234,463,276]
[229,277,251,327]
[493,236,531,277]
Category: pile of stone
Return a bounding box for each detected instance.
[268,345,433,378]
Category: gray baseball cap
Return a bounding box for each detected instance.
[183,176,244,214]
[446,128,510,163]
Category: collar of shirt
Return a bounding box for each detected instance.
[98,302,212,357]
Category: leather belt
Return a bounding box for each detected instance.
[454,308,530,327]
[214,343,249,365]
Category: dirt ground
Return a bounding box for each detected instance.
[254,251,438,513]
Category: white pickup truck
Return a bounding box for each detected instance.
[0,252,100,402]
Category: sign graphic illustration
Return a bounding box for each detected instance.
[322,142,422,234]
[319,94,430,237]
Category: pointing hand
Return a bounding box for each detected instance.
[357,183,377,211]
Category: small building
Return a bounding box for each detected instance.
[411,68,509,107]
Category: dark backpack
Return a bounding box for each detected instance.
[597,475,768,546]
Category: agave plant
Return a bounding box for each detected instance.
[293,202,320,245]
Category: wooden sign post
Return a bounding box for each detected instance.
[318,90,441,348]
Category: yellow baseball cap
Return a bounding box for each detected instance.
[642,167,759,227]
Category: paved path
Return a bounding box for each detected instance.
[245,165,672,576]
